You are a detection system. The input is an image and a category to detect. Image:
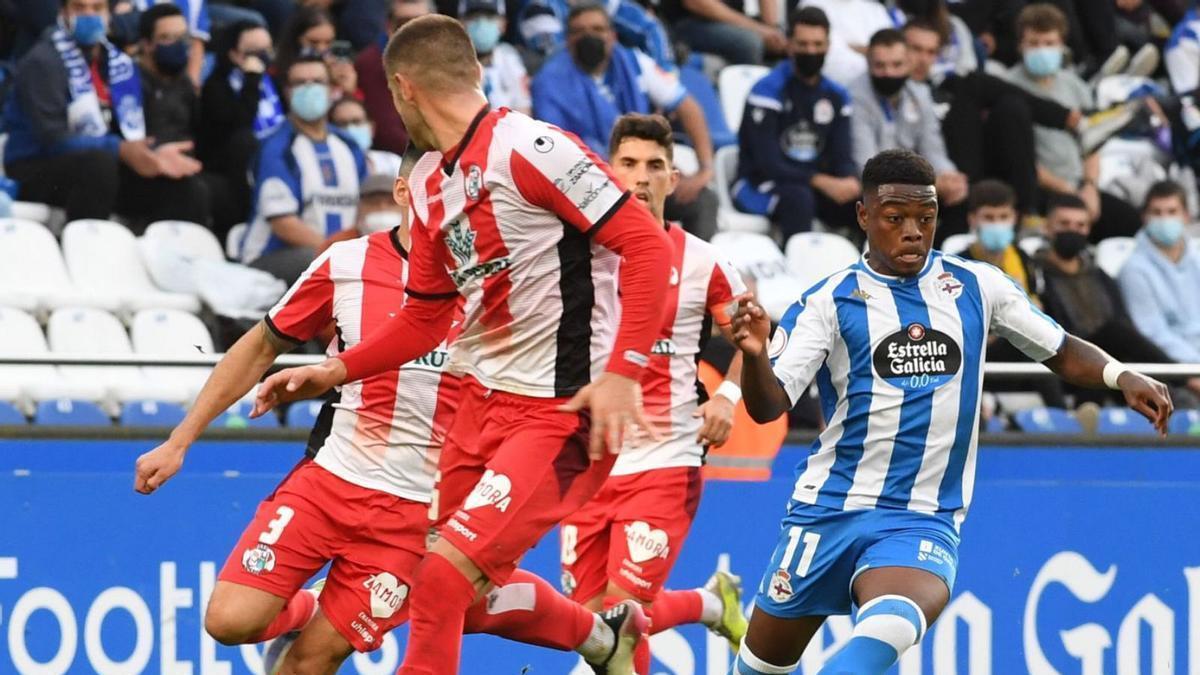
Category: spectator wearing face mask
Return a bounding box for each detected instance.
[1119,179,1200,363]
[329,96,402,177]
[849,28,968,235]
[240,56,366,285]
[1005,3,1142,242]
[318,170,412,252]
[274,6,355,100]
[127,3,215,228]
[200,20,278,237]
[126,0,211,87]
[531,3,717,239]
[515,0,675,72]
[961,179,1043,301]
[461,0,530,115]
[355,0,432,154]
[733,6,859,240]
[799,0,905,86]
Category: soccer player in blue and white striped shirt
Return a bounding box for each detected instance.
[728,149,1174,674]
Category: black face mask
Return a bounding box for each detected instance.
[1052,230,1089,259]
[871,74,907,97]
[573,34,607,71]
[153,40,190,76]
[248,50,273,68]
[792,52,825,78]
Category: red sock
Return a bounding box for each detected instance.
[463,570,594,650]
[396,555,475,675]
[250,589,316,642]
[649,589,704,634]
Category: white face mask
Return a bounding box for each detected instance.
[362,210,404,233]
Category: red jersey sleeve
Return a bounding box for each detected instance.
[508,127,629,235]
[706,255,748,327]
[404,212,459,300]
[265,252,335,344]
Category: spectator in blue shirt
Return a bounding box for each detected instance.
[733,7,860,240]
[517,0,676,71]
[1119,179,1200,363]
[240,56,366,285]
[532,2,716,237]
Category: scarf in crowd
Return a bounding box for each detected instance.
[229,68,285,139]
[51,23,145,141]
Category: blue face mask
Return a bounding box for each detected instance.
[466,17,502,55]
[72,13,107,47]
[153,40,190,76]
[289,83,330,122]
[978,222,1016,253]
[345,123,372,151]
[1023,46,1062,77]
[1146,217,1185,247]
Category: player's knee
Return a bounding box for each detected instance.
[279,644,351,675]
[853,594,926,651]
[203,600,262,646]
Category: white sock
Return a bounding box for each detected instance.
[576,614,614,662]
[698,588,724,626]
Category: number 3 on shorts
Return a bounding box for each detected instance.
[778,526,821,577]
[259,506,295,545]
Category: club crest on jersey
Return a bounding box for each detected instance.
[624,521,670,563]
[937,272,963,300]
[464,164,483,201]
[241,544,276,575]
[768,569,793,602]
[446,219,477,267]
[363,572,409,619]
[872,322,962,391]
[767,325,789,360]
[463,469,512,511]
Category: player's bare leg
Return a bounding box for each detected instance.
[735,610,825,673]
[275,610,354,675]
[204,582,293,645]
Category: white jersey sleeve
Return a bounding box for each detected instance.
[634,50,687,112]
[769,290,836,406]
[981,263,1065,362]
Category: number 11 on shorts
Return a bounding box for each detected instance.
[778,526,820,577]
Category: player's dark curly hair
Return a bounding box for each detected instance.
[861,149,936,192]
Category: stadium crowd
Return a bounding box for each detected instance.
[1,0,1200,429]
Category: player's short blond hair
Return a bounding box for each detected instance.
[383,14,480,93]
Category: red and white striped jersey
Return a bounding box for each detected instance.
[265,229,460,502]
[612,224,747,476]
[405,107,632,398]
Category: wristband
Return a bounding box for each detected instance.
[715,380,742,405]
[1103,361,1129,390]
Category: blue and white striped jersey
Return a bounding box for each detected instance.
[1166,9,1200,95]
[768,251,1064,528]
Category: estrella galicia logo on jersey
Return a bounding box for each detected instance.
[533,135,555,153]
[241,544,276,575]
[464,164,483,201]
[872,322,962,390]
[446,219,477,267]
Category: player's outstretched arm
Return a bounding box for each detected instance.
[731,296,791,424]
[134,322,294,494]
[1043,334,1175,435]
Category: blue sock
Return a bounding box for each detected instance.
[817,595,925,675]
[731,643,797,674]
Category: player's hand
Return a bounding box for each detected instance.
[672,170,711,205]
[694,394,735,447]
[1119,371,1173,436]
[731,294,772,357]
[134,441,186,494]
[253,359,347,417]
[558,372,659,460]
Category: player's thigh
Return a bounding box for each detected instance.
[278,609,354,675]
[852,516,959,624]
[439,398,613,584]
[560,493,614,606]
[430,405,488,531]
[606,467,703,603]
[742,606,826,667]
[851,566,949,626]
[752,503,860,624]
[320,498,429,652]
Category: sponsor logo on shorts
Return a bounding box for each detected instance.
[463,469,512,512]
[560,570,577,596]
[350,617,376,645]
[624,521,670,564]
[241,544,276,575]
[918,539,953,567]
[618,567,653,591]
[363,572,409,619]
[767,569,793,603]
[447,517,478,542]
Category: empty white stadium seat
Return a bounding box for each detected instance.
[130,309,215,402]
[45,307,187,405]
[713,146,770,234]
[226,223,247,260]
[941,233,975,256]
[672,144,700,177]
[717,64,769,132]
[1095,236,1137,278]
[10,201,52,224]
[0,218,119,316]
[784,232,860,288]
[140,220,226,294]
[712,231,802,320]
[61,219,201,316]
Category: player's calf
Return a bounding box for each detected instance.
[275,611,354,675]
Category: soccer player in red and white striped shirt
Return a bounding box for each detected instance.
[560,114,752,673]
[252,15,673,675]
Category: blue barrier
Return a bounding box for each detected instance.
[1,439,1199,674]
